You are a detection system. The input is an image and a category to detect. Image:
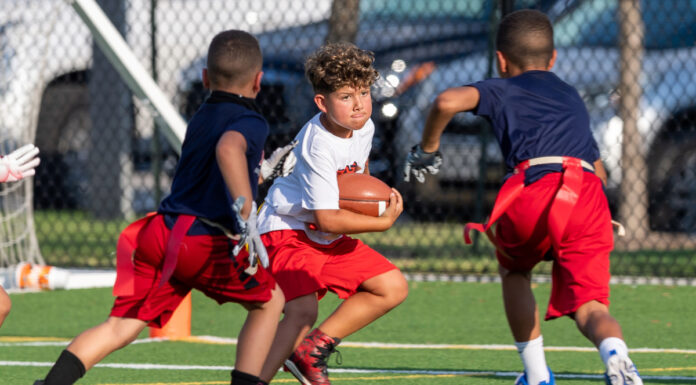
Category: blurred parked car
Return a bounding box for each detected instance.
[189,0,696,232]
[392,0,696,231]
[227,0,695,233]
[1,0,329,212]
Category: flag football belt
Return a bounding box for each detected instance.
[463,156,593,259]
[113,214,240,297]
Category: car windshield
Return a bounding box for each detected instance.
[554,0,696,49]
[361,0,559,19]
[360,0,489,19]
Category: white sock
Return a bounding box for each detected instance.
[515,336,549,384]
[599,337,629,365]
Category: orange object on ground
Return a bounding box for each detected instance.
[149,292,191,339]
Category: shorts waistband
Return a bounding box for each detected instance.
[515,156,594,174]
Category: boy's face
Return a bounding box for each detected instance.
[315,85,372,137]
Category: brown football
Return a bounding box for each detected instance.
[337,173,392,217]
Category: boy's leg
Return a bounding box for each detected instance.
[499,266,552,385]
[500,267,540,342]
[39,316,146,385]
[573,300,623,346]
[573,301,642,385]
[280,270,408,385]
[0,286,10,328]
[234,283,285,378]
[317,269,408,338]
[259,293,319,382]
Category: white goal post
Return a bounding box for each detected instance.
[1,0,188,279]
[65,0,187,153]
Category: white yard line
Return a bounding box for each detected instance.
[2,360,695,383]
[3,335,696,355]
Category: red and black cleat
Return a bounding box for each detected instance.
[284,329,341,385]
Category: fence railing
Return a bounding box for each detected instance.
[1,0,694,277]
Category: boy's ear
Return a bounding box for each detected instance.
[253,71,264,94]
[202,68,210,89]
[547,49,557,70]
[495,51,508,77]
[314,93,328,113]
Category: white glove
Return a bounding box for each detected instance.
[260,140,298,181]
[403,144,442,183]
[231,196,269,274]
[0,144,40,183]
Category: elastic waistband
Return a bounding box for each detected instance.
[515,156,594,174]
[162,213,239,239]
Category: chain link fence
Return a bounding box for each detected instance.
[1,0,695,277]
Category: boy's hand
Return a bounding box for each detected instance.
[403,144,442,183]
[0,144,40,183]
[260,140,298,181]
[382,188,404,224]
[231,197,269,273]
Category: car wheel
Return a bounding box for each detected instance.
[649,136,696,232]
[33,80,91,209]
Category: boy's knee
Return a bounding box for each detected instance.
[285,298,318,326]
[574,300,611,323]
[498,264,530,280]
[104,317,146,347]
[245,285,285,312]
[0,302,10,324]
[269,285,286,308]
[386,274,409,306]
[0,291,10,324]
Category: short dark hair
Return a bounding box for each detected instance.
[206,30,262,88]
[305,42,379,94]
[496,9,554,69]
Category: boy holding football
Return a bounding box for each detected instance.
[35,30,284,385]
[257,42,408,385]
[404,9,642,385]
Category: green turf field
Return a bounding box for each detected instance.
[2,281,695,384]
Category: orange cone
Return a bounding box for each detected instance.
[149,292,191,339]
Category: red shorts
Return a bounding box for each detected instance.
[260,230,398,302]
[495,172,613,320]
[110,215,275,327]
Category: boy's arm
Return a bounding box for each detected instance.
[421,86,480,152]
[216,131,254,218]
[313,187,403,234]
[217,130,269,269]
[404,86,479,183]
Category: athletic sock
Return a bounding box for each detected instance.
[598,337,629,365]
[43,349,86,385]
[515,336,549,384]
[230,369,263,385]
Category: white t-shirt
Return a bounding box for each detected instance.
[258,113,374,243]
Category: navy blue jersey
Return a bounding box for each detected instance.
[158,91,268,234]
[471,71,600,184]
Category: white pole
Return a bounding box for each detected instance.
[65,0,186,153]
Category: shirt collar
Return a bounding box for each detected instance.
[206,90,261,114]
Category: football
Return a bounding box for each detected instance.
[337,173,392,216]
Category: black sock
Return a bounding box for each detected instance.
[230,369,263,385]
[43,350,86,385]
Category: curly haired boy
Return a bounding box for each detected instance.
[256,42,408,385]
